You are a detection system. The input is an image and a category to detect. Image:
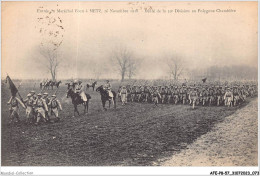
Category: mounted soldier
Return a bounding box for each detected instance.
[104,80,114,98]
[75,80,88,105]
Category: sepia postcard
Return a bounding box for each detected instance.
[1,1,258,175]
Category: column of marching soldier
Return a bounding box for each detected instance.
[7,82,258,125]
[118,84,258,109]
[7,91,62,125]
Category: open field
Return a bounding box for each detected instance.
[1,81,257,166]
[163,98,258,166]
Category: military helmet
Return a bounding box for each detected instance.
[37,93,42,96]
[30,90,35,94]
[43,92,48,95]
[52,94,56,97]
[27,93,32,97]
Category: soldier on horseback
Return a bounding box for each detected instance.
[75,80,88,105]
[104,80,114,98]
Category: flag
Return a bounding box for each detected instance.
[202,78,207,83]
[6,76,18,96]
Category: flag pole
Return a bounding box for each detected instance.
[6,74,26,107]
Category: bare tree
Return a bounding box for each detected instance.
[127,58,138,79]
[38,46,60,81]
[167,55,185,80]
[36,8,64,81]
[111,46,133,82]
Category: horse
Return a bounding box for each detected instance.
[66,88,91,116]
[96,86,116,110]
[87,81,97,91]
[55,81,62,88]
[43,80,52,90]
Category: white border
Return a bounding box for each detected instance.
[0,0,259,176]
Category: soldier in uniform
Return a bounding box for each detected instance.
[130,86,136,102]
[224,87,233,107]
[23,93,35,123]
[126,85,131,102]
[152,86,161,107]
[104,80,113,98]
[233,86,240,106]
[165,86,171,104]
[117,86,122,102]
[173,86,179,104]
[144,86,149,102]
[7,94,26,124]
[34,93,48,125]
[75,80,88,104]
[208,87,214,106]
[135,85,142,102]
[29,90,37,101]
[189,87,198,109]
[120,86,127,105]
[216,86,222,106]
[201,87,209,106]
[160,86,166,104]
[43,92,50,122]
[48,95,63,122]
[180,86,188,104]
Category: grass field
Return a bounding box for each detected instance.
[1,80,254,166]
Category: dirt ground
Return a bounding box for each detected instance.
[162,98,258,166]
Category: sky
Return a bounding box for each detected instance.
[1,1,258,80]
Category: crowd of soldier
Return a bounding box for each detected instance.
[7,91,62,125]
[118,84,258,109]
[6,81,258,124]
